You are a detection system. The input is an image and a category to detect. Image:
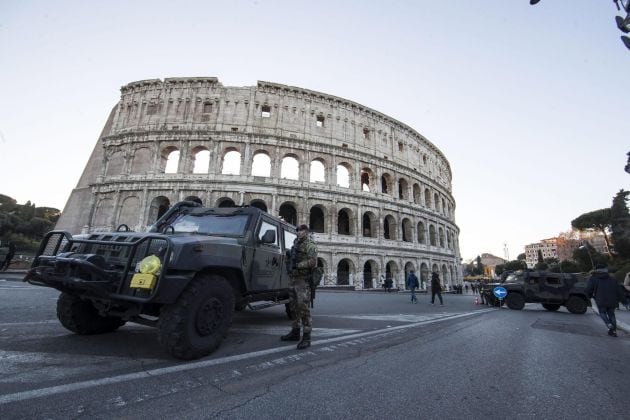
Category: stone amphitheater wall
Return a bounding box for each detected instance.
[56,77,462,289]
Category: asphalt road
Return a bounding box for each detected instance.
[1,275,628,419]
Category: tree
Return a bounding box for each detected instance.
[610,189,630,258]
[571,244,607,272]
[537,250,544,264]
[571,209,613,257]
[497,260,528,274]
[517,253,526,261]
[475,255,485,276]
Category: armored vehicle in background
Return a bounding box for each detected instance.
[497,270,589,314]
[25,201,297,359]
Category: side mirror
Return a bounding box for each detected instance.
[260,230,276,244]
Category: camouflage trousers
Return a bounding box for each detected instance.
[288,281,312,333]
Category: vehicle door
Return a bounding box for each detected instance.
[524,273,540,302]
[250,219,283,291]
[280,228,297,288]
[539,274,565,303]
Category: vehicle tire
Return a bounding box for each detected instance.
[505,293,525,310]
[565,296,588,314]
[57,292,126,335]
[542,304,560,312]
[158,274,234,360]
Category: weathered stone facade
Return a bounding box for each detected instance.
[57,77,462,289]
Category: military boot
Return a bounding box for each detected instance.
[280,327,300,341]
[297,332,311,349]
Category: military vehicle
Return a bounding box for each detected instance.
[493,270,589,314]
[24,201,298,359]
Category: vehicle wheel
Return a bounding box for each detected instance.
[57,292,126,334]
[565,296,587,314]
[285,302,296,320]
[542,304,560,312]
[505,293,525,310]
[158,274,234,360]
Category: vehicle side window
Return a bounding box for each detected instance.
[284,230,297,251]
[545,277,561,285]
[527,276,538,285]
[258,221,278,247]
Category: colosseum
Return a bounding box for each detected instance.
[56,77,462,290]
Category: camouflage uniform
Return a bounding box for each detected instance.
[288,236,317,333]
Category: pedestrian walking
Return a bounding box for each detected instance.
[406,270,419,303]
[464,283,469,294]
[586,263,625,337]
[281,224,318,349]
[430,271,443,305]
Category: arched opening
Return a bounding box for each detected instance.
[429,225,437,246]
[385,260,398,288]
[404,261,416,281]
[106,150,124,177]
[360,168,374,192]
[148,196,170,223]
[310,159,326,183]
[250,200,268,212]
[413,183,421,204]
[442,264,449,288]
[434,193,440,211]
[381,173,393,195]
[447,230,452,249]
[336,163,350,188]
[130,147,151,175]
[337,208,351,235]
[362,211,377,237]
[279,203,297,226]
[383,214,397,240]
[162,147,179,174]
[424,188,432,208]
[402,218,412,242]
[442,198,447,215]
[192,148,210,174]
[221,150,241,175]
[309,206,325,233]
[417,222,426,244]
[280,155,299,180]
[184,195,202,205]
[118,196,140,228]
[363,260,378,289]
[420,263,429,289]
[398,178,408,200]
[439,227,445,248]
[217,198,236,208]
[337,259,352,285]
[251,151,271,177]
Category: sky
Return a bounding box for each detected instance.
[1,0,628,261]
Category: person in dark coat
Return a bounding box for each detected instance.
[406,270,419,303]
[586,263,625,337]
[430,272,443,305]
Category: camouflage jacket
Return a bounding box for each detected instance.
[291,237,317,278]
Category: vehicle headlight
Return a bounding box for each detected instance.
[138,255,161,275]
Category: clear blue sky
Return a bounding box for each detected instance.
[1,0,628,261]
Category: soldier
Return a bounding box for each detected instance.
[281,224,318,349]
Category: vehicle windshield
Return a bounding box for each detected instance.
[504,273,521,283]
[169,214,249,236]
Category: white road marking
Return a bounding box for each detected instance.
[0,310,486,405]
[230,326,360,337]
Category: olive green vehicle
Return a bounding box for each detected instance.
[483,270,590,314]
[24,201,297,360]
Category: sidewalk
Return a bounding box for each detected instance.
[590,300,630,333]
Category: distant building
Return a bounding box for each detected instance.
[525,232,608,268]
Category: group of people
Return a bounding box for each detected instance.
[405,270,444,305]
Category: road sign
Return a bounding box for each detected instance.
[493,286,508,299]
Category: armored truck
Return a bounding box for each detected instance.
[497,270,589,314]
[24,201,297,359]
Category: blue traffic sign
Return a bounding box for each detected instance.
[493,286,508,299]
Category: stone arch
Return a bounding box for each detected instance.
[221,149,241,175]
[413,183,421,204]
[93,197,114,229]
[336,162,352,188]
[404,261,416,280]
[130,147,151,175]
[401,218,413,242]
[280,154,299,180]
[148,196,170,224]
[363,260,379,289]
[337,258,354,285]
[192,147,210,174]
[439,227,445,248]
[309,205,325,233]
[183,195,202,205]
[417,221,426,244]
[217,197,236,207]
[251,150,271,177]
[360,168,375,192]
[442,264,449,286]
[447,230,452,249]
[434,192,440,211]
[420,263,429,288]
[362,211,378,238]
[449,265,455,285]
[106,150,125,177]
[431,263,439,274]
[279,202,298,226]
[385,260,399,286]
[117,196,141,229]
[398,178,408,200]
[337,208,352,235]
[429,224,437,246]
[381,172,393,195]
[383,214,397,240]
[250,199,268,212]
[424,188,432,208]
[441,198,447,215]
[161,147,179,174]
[310,159,326,183]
